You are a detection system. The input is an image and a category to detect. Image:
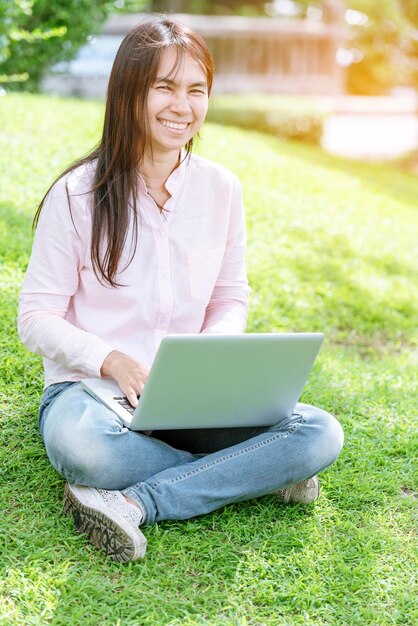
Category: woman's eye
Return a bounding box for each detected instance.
[156,85,172,91]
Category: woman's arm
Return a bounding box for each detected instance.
[17,175,114,377]
[201,177,250,334]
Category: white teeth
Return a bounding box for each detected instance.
[159,119,188,130]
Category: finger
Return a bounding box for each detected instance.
[125,388,139,408]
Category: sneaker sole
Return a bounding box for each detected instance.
[63,483,146,562]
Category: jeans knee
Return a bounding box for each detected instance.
[44,419,103,485]
[43,403,122,487]
[315,409,344,469]
[298,404,344,471]
[41,385,127,487]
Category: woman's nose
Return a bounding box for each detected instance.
[170,92,192,114]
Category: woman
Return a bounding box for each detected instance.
[18,17,344,562]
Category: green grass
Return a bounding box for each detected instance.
[1,93,417,626]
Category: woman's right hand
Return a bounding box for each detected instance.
[100,350,150,408]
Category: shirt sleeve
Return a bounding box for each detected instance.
[17,175,114,377]
[201,177,250,335]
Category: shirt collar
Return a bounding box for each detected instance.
[137,149,189,213]
[164,149,188,197]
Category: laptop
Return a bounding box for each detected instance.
[80,333,324,431]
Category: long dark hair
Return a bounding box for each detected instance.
[34,17,214,287]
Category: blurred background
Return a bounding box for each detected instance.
[1,0,417,161]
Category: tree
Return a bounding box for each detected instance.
[0,0,112,91]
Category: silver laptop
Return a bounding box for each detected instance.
[80,333,324,431]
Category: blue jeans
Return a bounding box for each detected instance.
[39,382,344,526]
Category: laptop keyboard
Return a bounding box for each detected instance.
[113,395,139,416]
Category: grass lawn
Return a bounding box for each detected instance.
[0,93,417,626]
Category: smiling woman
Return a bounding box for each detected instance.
[17,15,343,563]
[145,47,209,206]
[149,48,209,142]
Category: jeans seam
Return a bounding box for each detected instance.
[149,414,306,488]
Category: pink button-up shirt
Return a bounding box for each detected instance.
[18,153,250,388]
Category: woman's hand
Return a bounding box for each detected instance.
[100,350,150,408]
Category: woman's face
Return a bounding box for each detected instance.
[146,47,209,158]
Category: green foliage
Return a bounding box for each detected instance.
[208,95,325,145]
[1,94,417,625]
[0,0,111,91]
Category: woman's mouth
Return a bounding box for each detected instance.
[158,118,190,130]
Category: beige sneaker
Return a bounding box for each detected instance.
[276,476,320,504]
[63,483,147,562]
